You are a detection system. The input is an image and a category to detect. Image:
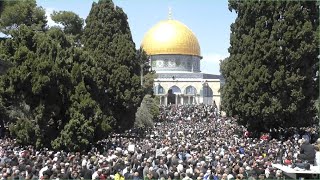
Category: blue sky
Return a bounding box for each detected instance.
[37,0,237,75]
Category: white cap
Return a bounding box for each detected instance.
[227,174,234,180]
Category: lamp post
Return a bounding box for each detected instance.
[157,81,162,104]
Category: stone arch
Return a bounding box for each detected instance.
[154,84,165,95]
[184,85,197,95]
[169,85,181,94]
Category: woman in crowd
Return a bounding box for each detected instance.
[0,104,318,180]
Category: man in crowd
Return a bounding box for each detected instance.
[298,136,316,164]
[0,104,318,180]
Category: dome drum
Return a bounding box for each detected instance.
[150,54,201,72]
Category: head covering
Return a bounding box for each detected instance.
[227,174,234,180]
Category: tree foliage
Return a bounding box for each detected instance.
[0,0,145,151]
[144,94,160,119]
[82,0,144,131]
[51,10,84,45]
[136,47,155,95]
[221,0,319,132]
[0,0,46,34]
[51,11,84,36]
[0,24,78,148]
[52,81,111,151]
[135,103,153,129]
[134,95,158,129]
[143,71,156,95]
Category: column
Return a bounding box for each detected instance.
[188,96,190,104]
[181,95,184,105]
[175,94,178,105]
[159,96,162,105]
[165,95,168,106]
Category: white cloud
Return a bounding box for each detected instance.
[200,53,228,75]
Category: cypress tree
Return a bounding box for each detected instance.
[221,0,319,132]
[82,0,143,131]
[0,0,123,150]
[0,25,75,148]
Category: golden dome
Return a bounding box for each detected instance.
[141,19,201,57]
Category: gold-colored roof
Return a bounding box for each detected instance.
[141,19,201,57]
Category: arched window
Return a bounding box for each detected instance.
[154,85,165,95]
[169,85,181,94]
[185,86,197,95]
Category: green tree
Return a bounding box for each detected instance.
[143,94,159,119]
[221,1,319,132]
[82,0,144,131]
[0,0,46,34]
[51,11,84,36]
[0,25,77,148]
[0,0,123,150]
[0,95,9,134]
[143,71,156,95]
[50,11,84,45]
[136,48,155,95]
[9,118,36,145]
[134,94,159,129]
[0,0,151,150]
[52,81,111,151]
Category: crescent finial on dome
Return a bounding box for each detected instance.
[168,7,172,20]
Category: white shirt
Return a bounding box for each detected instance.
[177,164,184,173]
[92,171,99,180]
[39,166,48,178]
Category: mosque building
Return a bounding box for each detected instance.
[141,11,222,107]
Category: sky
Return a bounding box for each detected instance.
[37,0,237,75]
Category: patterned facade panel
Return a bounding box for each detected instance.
[156,73,222,79]
[151,54,201,72]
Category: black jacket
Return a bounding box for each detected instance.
[300,142,316,161]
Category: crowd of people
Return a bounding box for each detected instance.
[0,104,319,180]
